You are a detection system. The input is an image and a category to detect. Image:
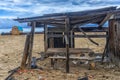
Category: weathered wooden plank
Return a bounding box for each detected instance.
[48,27,108,32]
[107,19,120,67]
[71,14,105,24]
[49,33,54,48]
[49,56,94,61]
[27,21,35,69]
[46,48,93,54]
[48,34,108,38]
[101,32,109,63]
[70,31,73,48]
[20,34,30,69]
[44,7,116,17]
[98,13,113,28]
[65,17,70,73]
[76,26,99,46]
[44,24,48,52]
[40,21,65,25]
[15,16,66,23]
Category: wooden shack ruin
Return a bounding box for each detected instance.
[14,6,120,73]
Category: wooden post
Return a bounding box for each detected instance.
[70,31,73,48]
[20,34,30,69]
[27,21,35,69]
[65,17,70,73]
[49,32,54,48]
[108,19,120,67]
[44,24,48,52]
[101,31,108,63]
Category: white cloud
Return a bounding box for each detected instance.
[0,16,16,19]
[0,0,120,19]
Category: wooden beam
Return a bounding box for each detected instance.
[48,27,108,32]
[71,14,105,24]
[65,17,70,73]
[44,7,116,17]
[98,13,113,28]
[15,16,66,23]
[48,34,108,38]
[101,31,109,63]
[71,17,104,26]
[27,21,35,69]
[70,31,73,48]
[78,26,99,46]
[44,24,48,52]
[20,34,30,69]
[40,21,65,25]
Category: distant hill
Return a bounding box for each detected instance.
[0,18,28,29]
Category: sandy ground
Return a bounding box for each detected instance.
[0,34,120,80]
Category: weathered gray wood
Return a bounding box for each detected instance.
[77,26,99,46]
[70,31,73,48]
[46,48,93,54]
[71,14,105,24]
[15,16,66,23]
[44,24,48,52]
[44,7,116,17]
[65,17,70,73]
[48,27,108,32]
[27,21,35,69]
[48,34,108,38]
[40,21,65,25]
[49,56,94,60]
[101,32,109,63]
[49,33,54,48]
[107,19,120,67]
[20,34,30,69]
[5,67,20,80]
[98,13,113,28]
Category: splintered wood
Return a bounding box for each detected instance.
[108,19,120,67]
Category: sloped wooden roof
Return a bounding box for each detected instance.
[14,6,120,27]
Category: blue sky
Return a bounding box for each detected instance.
[0,0,120,18]
[0,0,120,28]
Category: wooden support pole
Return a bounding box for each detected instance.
[65,17,70,73]
[27,21,35,69]
[101,31,108,63]
[44,24,48,52]
[70,31,73,48]
[98,13,113,28]
[20,34,30,69]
